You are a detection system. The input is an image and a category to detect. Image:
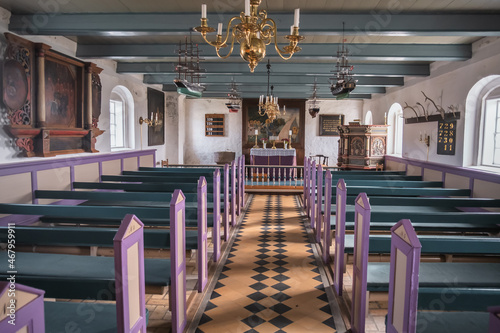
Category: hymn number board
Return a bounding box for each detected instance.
[205,114,225,137]
[437,119,456,155]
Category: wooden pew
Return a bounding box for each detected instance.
[36,172,224,263]
[383,220,492,333]
[349,194,500,316]
[126,162,237,229]
[0,201,187,332]
[0,186,208,293]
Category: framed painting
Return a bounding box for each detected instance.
[242,99,305,164]
[147,88,165,146]
[44,56,83,128]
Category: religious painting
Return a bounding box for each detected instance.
[242,99,305,165]
[245,101,302,144]
[44,58,80,128]
[147,88,165,146]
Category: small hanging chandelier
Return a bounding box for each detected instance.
[225,78,241,113]
[258,60,285,122]
[330,22,357,100]
[308,77,320,118]
[194,0,305,72]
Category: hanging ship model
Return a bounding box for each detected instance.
[330,23,356,100]
[174,37,206,98]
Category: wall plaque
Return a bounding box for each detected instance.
[437,119,456,155]
[319,114,344,136]
[205,114,225,136]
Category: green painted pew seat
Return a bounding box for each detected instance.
[344,221,499,232]
[366,262,500,292]
[45,302,150,333]
[0,252,170,299]
[418,288,500,312]
[344,234,500,254]
[38,216,212,228]
[414,311,489,333]
[0,226,199,250]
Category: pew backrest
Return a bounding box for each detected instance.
[386,219,421,333]
[334,179,347,296]
[351,193,371,333]
[113,214,148,333]
[322,170,332,264]
[0,282,45,333]
[170,190,187,333]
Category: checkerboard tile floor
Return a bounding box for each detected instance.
[196,194,336,332]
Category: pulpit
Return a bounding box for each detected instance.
[250,148,296,179]
[337,124,388,170]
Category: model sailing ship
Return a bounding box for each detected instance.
[174,37,205,98]
[330,23,356,100]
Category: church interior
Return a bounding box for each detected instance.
[0,1,499,332]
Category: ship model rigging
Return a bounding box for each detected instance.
[330,23,356,100]
[174,37,206,98]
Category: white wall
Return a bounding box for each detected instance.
[304,99,363,166]
[183,98,242,165]
[363,36,500,166]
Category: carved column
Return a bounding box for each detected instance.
[84,62,103,152]
[34,43,51,128]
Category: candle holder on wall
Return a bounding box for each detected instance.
[139,116,160,127]
[138,113,160,150]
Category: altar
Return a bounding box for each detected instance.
[250,148,296,180]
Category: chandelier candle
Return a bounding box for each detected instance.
[196,1,305,72]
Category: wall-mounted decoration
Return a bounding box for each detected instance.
[205,114,225,136]
[403,91,461,124]
[319,114,344,136]
[147,88,165,146]
[2,33,103,157]
[437,119,456,155]
[3,36,33,127]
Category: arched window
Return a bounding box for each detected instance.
[464,75,500,167]
[110,86,135,150]
[364,111,373,125]
[387,103,403,155]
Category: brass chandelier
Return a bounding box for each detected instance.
[194,0,305,72]
[258,60,285,122]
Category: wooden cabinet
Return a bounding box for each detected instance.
[337,125,388,169]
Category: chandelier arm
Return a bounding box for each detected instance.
[220,16,241,46]
[262,18,295,60]
[215,30,237,59]
[200,16,241,48]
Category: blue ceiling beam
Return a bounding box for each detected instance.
[155,74,403,87]
[9,13,500,37]
[141,62,428,81]
[199,91,372,99]
[78,43,470,61]
[196,85,385,94]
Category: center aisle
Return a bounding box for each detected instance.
[196,194,337,332]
